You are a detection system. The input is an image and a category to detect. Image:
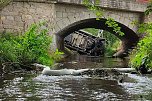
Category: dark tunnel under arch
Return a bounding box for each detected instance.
[56,18,139,58]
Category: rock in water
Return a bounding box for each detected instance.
[138,64,148,74]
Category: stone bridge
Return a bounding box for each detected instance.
[0,0,151,57]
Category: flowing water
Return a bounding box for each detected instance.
[0,55,152,101]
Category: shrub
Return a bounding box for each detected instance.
[0,22,63,68]
[130,22,152,69]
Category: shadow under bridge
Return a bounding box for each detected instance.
[56,18,139,58]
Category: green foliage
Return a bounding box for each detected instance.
[145,1,152,15]
[130,22,152,69]
[0,0,12,9]
[83,0,103,20]
[105,39,121,56]
[0,22,63,67]
[105,18,124,36]
[0,33,19,63]
[83,0,124,36]
[84,28,99,36]
[83,28,120,56]
[129,1,152,69]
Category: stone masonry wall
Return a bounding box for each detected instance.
[0,1,55,33]
[54,3,141,33]
[0,0,149,34]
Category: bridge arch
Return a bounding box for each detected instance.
[56,18,139,57]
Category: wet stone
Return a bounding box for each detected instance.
[77,68,123,81]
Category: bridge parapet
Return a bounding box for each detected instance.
[1,0,148,33]
[13,0,57,3]
[13,0,147,12]
[56,0,147,12]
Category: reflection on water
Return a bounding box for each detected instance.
[59,55,129,69]
[0,56,152,101]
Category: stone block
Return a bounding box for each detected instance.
[1,16,6,21]
[62,18,70,27]
[68,16,76,24]
[50,12,55,18]
[24,15,33,20]
[29,8,36,13]
[5,28,14,33]
[67,12,74,16]
[128,24,134,30]
[123,18,130,27]
[62,12,68,18]
[24,3,31,9]
[119,16,124,22]
[57,20,65,30]
[56,6,65,12]
[49,17,55,23]
[14,16,22,22]
[1,10,17,16]
[56,11,62,18]
[0,29,5,33]
[14,2,24,8]
[114,15,120,22]
[88,12,96,18]
[54,18,61,24]
[132,26,138,32]
[3,19,15,26]
[15,27,24,32]
[36,8,44,14]
[0,19,3,27]
[54,25,61,32]
[3,24,15,29]
[25,19,35,25]
[5,4,14,12]
[73,14,81,22]
[16,22,24,27]
[43,10,52,17]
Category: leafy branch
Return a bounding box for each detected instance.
[145,1,152,15]
[0,0,12,10]
[130,22,152,69]
[83,0,124,36]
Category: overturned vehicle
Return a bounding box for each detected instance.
[64,30,105,56]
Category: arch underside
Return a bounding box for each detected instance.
[56,18,139,58]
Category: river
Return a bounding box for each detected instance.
[0,55,152,101]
